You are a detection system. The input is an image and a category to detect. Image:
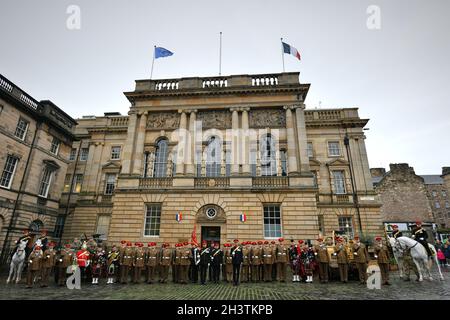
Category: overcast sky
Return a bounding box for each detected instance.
[1,0,449,174]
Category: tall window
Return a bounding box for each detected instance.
[318,215,325,234]
[14,118,29,140]
[50,137,60,155]
[442,191,447,198]
[63,174,71,192]
[260,135,276,176]
[280,150,287,176]
[333,170,346,194]
[338,216,354,238]
[263,204,281,238]
[143,152,150,177]
[206,136,221,177]
[226,150,232,176]
[312,171,318,187]
[104,174,116,195]
[307,142,314,158]
[69,148,77,161]
[80,148,89,161]
[111,146,121,160]
[328,141,340,157]
[96,215,111,240]
[445,201,449,209]
[144,204,162,236]
[435,201,441,209]
[38,167,53,198]
[153,139,168,177]
[53,215,65,238]
[73,174,83,193]
[171,148,177,176]
[0,155,19,189]
[432,191,437,197]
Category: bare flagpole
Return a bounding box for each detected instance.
[150,45,156,79]
[219,32,222,76]
[281,38,285,73]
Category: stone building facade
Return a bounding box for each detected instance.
[62,72,382,246]
[0,74,77,259]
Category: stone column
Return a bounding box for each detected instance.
[175,110,187,175]
[230,107,240,175]
[294,104,311,173]
[87,142,104,193]
[121,112,138,174]
[185,109,197,176]
[241,107,250,175]
[132,111,148,175]
[284,106,299,175]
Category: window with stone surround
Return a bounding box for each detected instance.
[432,191,437,197]
[263,204,282,238]
[307,142,314,158]
[153,139,168,177]
[73,174,83,193]
[445,201,449,209]
[50,137,60,155]
[206,136,221,177]
[435,201,441,209]
[69,148,77,161]
[14,118,29,141]
[260,134,276,176]
[54,215,65,239]
[332,170,346,194]
[312,170,318,187]
[38,167,53,198]
[443,191,447,198]
[96,215,110,240]
[63,174,71,193]
[111,146,121,160]
[0,155,19,189]
[328,141,340,157]
[79,148,89,161]
[104,173,116,195]
[318,215,325,234]
[144,204,161,236]
[280,149,287,176]
[338,216,354,238]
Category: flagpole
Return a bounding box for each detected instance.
[219,32,222,76]
[150,45,156,79]
[281,38,285,73]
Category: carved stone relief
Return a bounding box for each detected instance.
[249,109,286,128]
[146,112,180,129]
[197,110,231,129]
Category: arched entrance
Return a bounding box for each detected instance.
[196,204,226,246]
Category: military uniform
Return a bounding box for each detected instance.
[275,238,289,282]
[289,241,301,282]
[211,244,223,283]
[40,243,57,287]
[241,242,251,283]
[145,242,159,284]
[179,242,191,284]
[224,244,233,282]
[251,242,262,282]
[76,242,91,282]
[314,239,330,283]
[119,242,133,284]
[262,242,274,282]
[173,244,181,283]
[374,237,390,285]
[402,248,420,281]
[334,240,349,283]
[159,243,172,283]
[199,242,211,285]
[107,246,120,284]
[352,238,369,284]
[412,223,432,257]
[231,241,243,286]
[133,243,145,283]
[57,244,74,286]
[190,244,200,283]
[26,246,43,288]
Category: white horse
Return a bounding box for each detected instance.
[391,236,444,281]
[388,237,405,278]
[6,239,28,284]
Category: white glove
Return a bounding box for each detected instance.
[374,255,378,258]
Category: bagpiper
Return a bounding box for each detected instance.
[300,242,315,283]
[41,241,57,287]
[119,241,133,284]
[56,244,75,286]
[352,235,369,285]
[251,241,262,282]
[159,243,172,283]
[211,242,223,284]
[91,246,106,284]
[334,237,349,283]
[26,245,43,288]
[313,237,330,283]
[289,240,301,282]
[374,236,391,285]
[411,221,432,257]
[133,242,145,283]
[145,242,159,284]
[275,238,289,282]
[199,240,211,285]
[106,245,120,284]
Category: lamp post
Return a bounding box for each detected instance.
[344,134,363,238]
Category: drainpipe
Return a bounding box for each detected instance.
[0,122,40,266]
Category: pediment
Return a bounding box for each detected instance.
[101,161,121,170]
[309,159,321,166]
[327,158,349,166]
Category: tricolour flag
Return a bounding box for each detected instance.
[155,46,174,59]
[240,213,247,222]
[282,42,301,60]
[176,212,182,222]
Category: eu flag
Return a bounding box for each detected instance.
[155,47,174,59]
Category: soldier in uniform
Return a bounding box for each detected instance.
[391,224,403,239]
[132,242,145,283]
[334,237,349,283]
[411,221,432,257]
[12,229,33,260]
[211,242,223,283]
[91,246,106,285]
[173,243,181,283]
[179,242,191,284]
[56,244,75,286]
[224,243,233,282]
[40,241,56,287]
[270,241,277,281]
[145,242,159,284]
[106,245,120,284]
[231,239,243,286]
[159,243,172,283]
[199,240,211,285]
[352,235,369,285]
[38,230,49,252]
[262,240,273,282]
[250,241,261,282]
[402,248,420,281]
[76,241,91,283]
[275,238,289,282]
[313,237,330,283]
[190,242,200,283]
[241,241,251,283]
[374,236,391,285]
[289,240,300,282]
[119,241,133,284]
[26,245,43,288]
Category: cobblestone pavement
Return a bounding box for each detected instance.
[1,269,449,300]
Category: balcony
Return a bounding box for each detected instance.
[139,177,173,189]
[252,176,289,188]
[194,177,230,188]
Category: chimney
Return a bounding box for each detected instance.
[370,168,386,178]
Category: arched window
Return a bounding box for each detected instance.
[153,139,169,177]
[206,136,221,177]
[260,135,276,176]
[29,220,44,233]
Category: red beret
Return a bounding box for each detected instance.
[252,242,257,245]
[264,241,269,244]
[375,236,382,241]
[126,242,132,246]
[271,241,275,244]
[317,238,323,242]
[233,239,239,243]
[278,238,284,242]
[416,221,422,225]
[121,240,126,244]
[257,241,263,245]
[35,246,41,250]
[65,244,71,248]
[298,240,304,244]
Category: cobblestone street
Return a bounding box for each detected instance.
[1,269,449,300]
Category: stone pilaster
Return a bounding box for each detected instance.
[294,104,311,173]
[284,106,299,175]
[230,107,240,175]
[185,109,197,176]
[241,107,250,175]
[175,110,187,176]
[132,111,148,175]
[121,112,138,174]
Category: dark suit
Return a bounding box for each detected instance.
[231,246,243,285]
[199,247,211,284]
[190,247,200,283]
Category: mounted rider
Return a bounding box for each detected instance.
[391,224,403,239]
[411,221,432,257]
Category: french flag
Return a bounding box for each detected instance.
[282,41,301,60]
[176,212,182,222]
[240,213,247,222]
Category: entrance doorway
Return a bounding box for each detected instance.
[201,226,220,247]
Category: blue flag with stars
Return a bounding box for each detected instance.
[155,47,174,59]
